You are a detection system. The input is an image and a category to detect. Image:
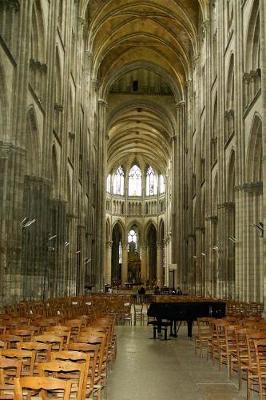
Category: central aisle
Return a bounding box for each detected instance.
[107,325,246,400]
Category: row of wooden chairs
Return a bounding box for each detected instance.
[0,312,117,400]
[4,295,132,320]
[195,316,266,399]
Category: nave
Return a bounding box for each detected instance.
[107,326,246,400]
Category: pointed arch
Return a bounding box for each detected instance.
[112,219,125,242]
[246,114,262,182]
[246,0,260,72]
[31,0,46,62]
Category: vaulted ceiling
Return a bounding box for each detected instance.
[82,0,205,173]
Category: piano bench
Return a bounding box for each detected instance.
[149,320,172,340]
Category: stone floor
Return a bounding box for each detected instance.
[106,325,248,400]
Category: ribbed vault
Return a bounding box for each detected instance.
[82,0,204,175]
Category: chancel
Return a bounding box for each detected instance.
[0,0,265,399]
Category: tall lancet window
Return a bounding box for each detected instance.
[146,166,157,196]
[159,175,165,194]
[113,166,124,195]
[128,165,142,196]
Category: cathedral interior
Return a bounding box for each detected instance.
[0,0,265,307]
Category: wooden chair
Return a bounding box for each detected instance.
[67,342,103,399]
[0,335,22,349]
[32,334,64,351]
[0,349,36,376]
[0,358,22,399]
[65,320,82,338]
[50,351,92,400]
[38,360,86,400]
[45,328,71,347]
[195,317,212,358]
[14,376,72,400]
[133,303,145,326]
[0,340,6,350]
[247,332,266,400]
[253,339,266,400]
[16,342,51,364]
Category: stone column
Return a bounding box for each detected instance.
[95,98,108,290]
[156,243,162,286]
[121,242,128,284]
[105,241,112,284]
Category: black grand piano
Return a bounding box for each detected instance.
[147,296,226,338]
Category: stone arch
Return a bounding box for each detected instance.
[111,221,124,283]
[25,106,41,177]
[31,0,46,62]
[246,0,260,72]
[246,114,262,182]
[112,219,125,242]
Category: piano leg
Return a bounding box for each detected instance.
[187,320,193,337]
[170,320,177,337]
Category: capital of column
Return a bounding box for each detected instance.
[98,98,108,107]
[175,100,185,109]
[106,241,113,248]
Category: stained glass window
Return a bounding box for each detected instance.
[128,165,142,196]
[113,166,124,195]
[146,166,157,196]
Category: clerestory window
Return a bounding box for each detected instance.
[146,166,157,196]
[113,166,124,195]
[128,165,142,196]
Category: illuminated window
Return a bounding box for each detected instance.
[106,174,111,193]
[159,175,165,194]
[128,228,138,250]
[113,166,124,195]
[146,166,157,196]
[128,165,142,196]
